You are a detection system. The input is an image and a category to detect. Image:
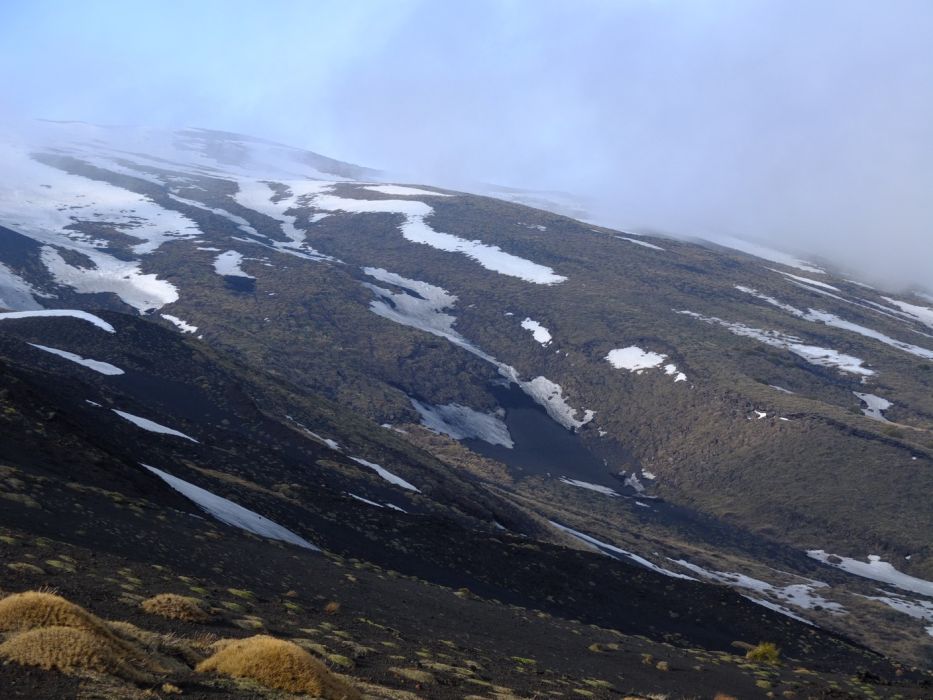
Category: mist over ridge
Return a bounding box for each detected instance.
[1,0,931,291]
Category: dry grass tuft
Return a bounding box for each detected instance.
[324,601,341,615]
[0,591,177,683]
[0,625,154,682]
[0,591,111,636]
[196,635,360,699]
[141,593,210,623]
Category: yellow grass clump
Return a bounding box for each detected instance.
[0,591,111,636]
[141,593,210,623]
[0,625,152,682]
[196,635,361,699]
[0,591,169,682]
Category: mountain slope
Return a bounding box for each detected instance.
[1,121,932,695]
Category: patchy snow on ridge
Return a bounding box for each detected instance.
[0,143,199,256]
[881,297,933,330]
[312,193,566,284]
[853,392,892,422]
[160,314,198,333]
[41,245,179,313]
[350,456,420,492]
[411,399,513,448]
[861,592,933,627]
[362,267,465,346]
[142,464,317,550]
[213,250,255,279]
[769,269,839,291]
[361,267,593,430]
[362,184,452,197]
[558,477,619,496]
[736,286,933,360]
[704,235,824,274]
[113,409,198,442]
[678,310,874,376]
[521,318,552,346]
[0,262,44,311]
[550,521,694,580]
[615,236,665,251]
[28,343,123,375]
[168,194,261,237]
[672,559,843,619]
[807,551,933,597]
[0,309,115,332]
[233,179,336,261]
[606,346,667,372]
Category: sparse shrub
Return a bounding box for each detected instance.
[141,593,209,623]
[714,694,738,700]
[390,666,435,684]
[746,641,781,664]
[196,635,360,699]
[655,660,670,671]
[232,616,264,630]
[6,562,44,575]
[226,588,254,600]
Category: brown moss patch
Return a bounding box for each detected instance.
[196,635,360,699]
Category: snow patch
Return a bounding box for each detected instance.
[521,318,552,346]
[736,286,933,360]
[312,193,565,284]
[881,297,933,330]
[0,262,44,311]
[233,179,336,262]
[213,250,255,279]
[606,346,666,372]
[853,392,891,422]
[678,310,874,376]
[41,246,179,313]
[362,267,593,430]
[411,399,513,448]
[807,551,933,597]
[615,236,665,251]
[350,457,420,492]
[769,269,839,291]
[558,478,619,496]
[672,559,843,619]
[143,464,317,550]
[550,521,695,580]
[112,409,198,442]
[362,184,451,197]
[161,314,198,333]
[704,235,824,274]
[0,309,115,332]
[28,344,123,375]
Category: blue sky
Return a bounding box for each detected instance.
[2,1,932,287]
